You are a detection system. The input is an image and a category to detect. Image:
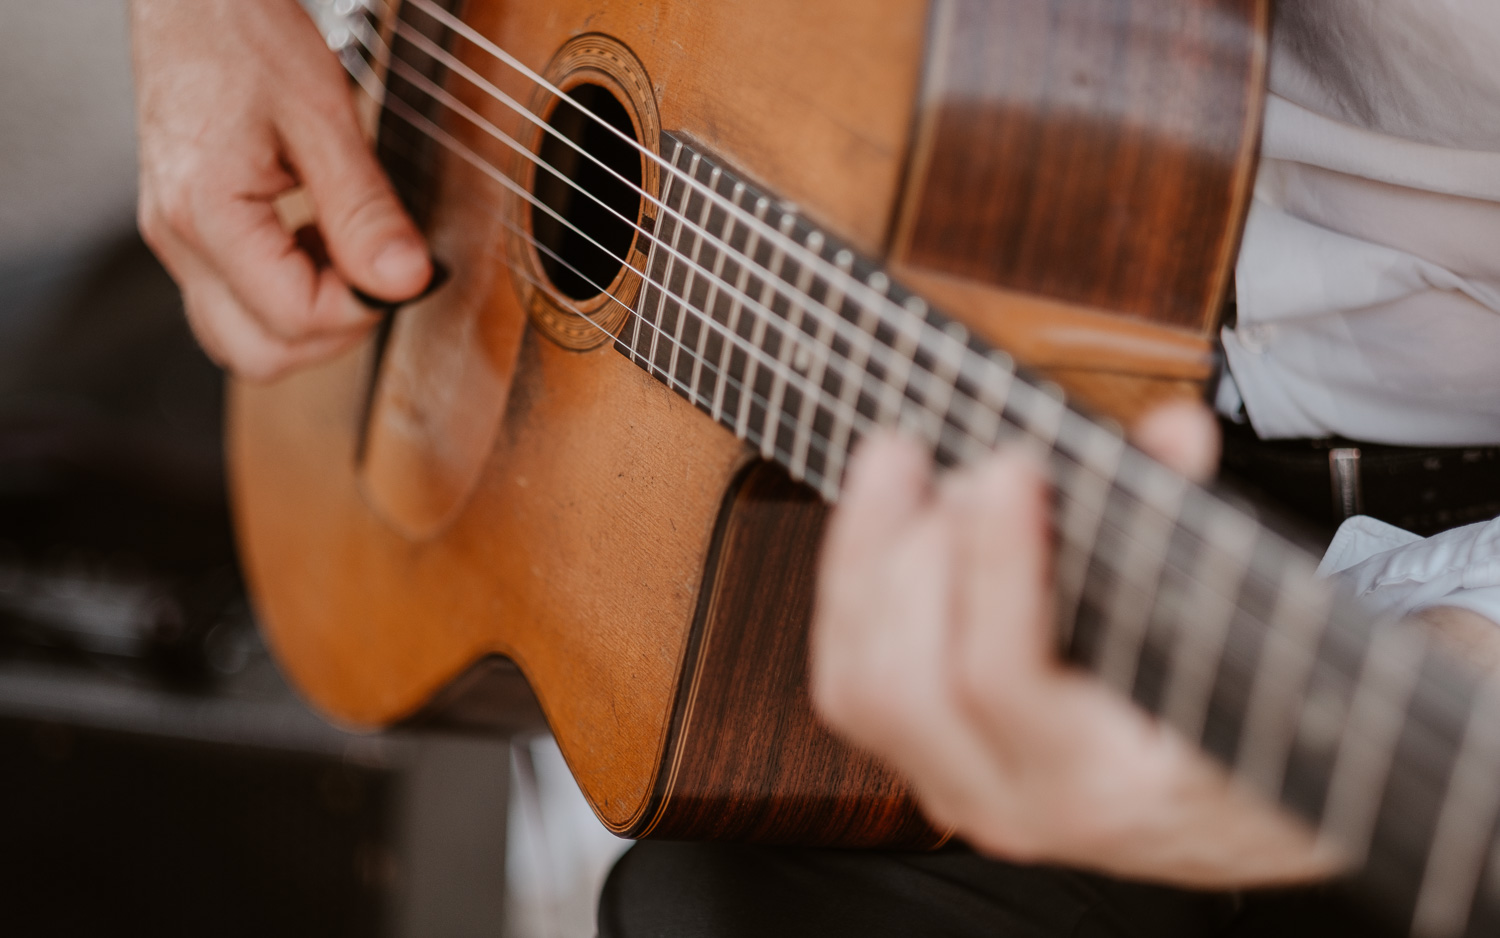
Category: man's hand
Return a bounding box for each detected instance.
[812,401,1347,888]
[131,0,431,380]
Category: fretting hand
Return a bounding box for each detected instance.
[812,401,1347,887]
[130,0,430,380]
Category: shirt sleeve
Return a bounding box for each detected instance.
[1318,514,1500,626]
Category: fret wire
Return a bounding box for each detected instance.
[363,62,1500,918]
[685,167,728,407]
[1093,468,1186,695]
[1412,673,1500,938]
[741,203,782,450]
[1319,623,1430,867]
[1159,504,1260,744]
[373,87,1299,640]
[646,147,690,370]
[665,155,710,386]
[366,22,1158,464]
[368,85,1337,658]
[782,230,819,475]
[820,249,864,496]
[390,135,1338,669]
[365,58,1253,574]
[372,87,1364,685]
[1234,562,1333,799]
[512,229,1497,873]
[632,139,683,365]
[385,1,1077,439]
[729,197,773,440]
[1054,429,1125,649]
[908,299,960,452]
[789,231,831,482]
[969,353,1015,443]
[708,181,748,425]
[758,212,802,461]
[370,32,987,438]
[881,277,926,438]
[927,314,966,426]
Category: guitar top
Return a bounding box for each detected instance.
[236,1,1500,935]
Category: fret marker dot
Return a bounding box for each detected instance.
[867,271,890,294]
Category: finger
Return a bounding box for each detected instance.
[822,433,933,571]
[1131,399,1221,484]
[182,265,371,381]
[812,509,1022,837]
[193,189,380,343]
[945,448,1056,690]
[813,433,933,688]
[281,78,430,303]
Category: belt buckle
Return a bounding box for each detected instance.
[1329,448,1364,521]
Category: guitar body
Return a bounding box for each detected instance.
[230,0,1267,846]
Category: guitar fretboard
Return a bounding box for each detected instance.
[614,132,1500,938]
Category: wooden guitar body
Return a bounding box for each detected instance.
[231,0,1267,846]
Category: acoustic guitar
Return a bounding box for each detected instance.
[236,1,1500,933]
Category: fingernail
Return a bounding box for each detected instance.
[373,237,429,292]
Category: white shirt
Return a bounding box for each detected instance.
[1219,3,1500,622]
[1222,0,1500,447]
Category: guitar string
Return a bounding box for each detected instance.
[363,77,1478,790]
[353,40,1394,684]
[370,0,1149,448]
[334,9,1494,882]
[353,11,1381,695]
[352,25,1312,600]
[369,102,1310,653]
[356,12,1057,458]
[343,19,1394,688]
[354,1,1500,906]
[350,37,1342,632]
[352,14,1357,658]
[365,118,1492,893]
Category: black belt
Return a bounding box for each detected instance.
[1218,419,1500,538]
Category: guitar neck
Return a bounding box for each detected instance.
[614,132,1500,937]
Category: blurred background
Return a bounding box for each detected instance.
[0,3,625,935]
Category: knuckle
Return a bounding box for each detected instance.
[231,345,295,384]
[255,299,318,343]
[154,179,201,240]
[331,181,402,244]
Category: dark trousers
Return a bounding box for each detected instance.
[600,841,1386,938]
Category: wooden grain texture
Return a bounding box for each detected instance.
[231,0,1267,846]
[232,0,929,837]
[893,0,1268,335]
[630,463,943,846]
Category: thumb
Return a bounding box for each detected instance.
[284,95,431,302]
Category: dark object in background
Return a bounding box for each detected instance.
[0,236,512,937]
[1220,418,1500,538]
[0,715,392,938]
[0,234,237,685]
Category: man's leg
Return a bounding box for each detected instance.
[598,841,1240,938]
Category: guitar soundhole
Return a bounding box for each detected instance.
[532,83,644,301]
